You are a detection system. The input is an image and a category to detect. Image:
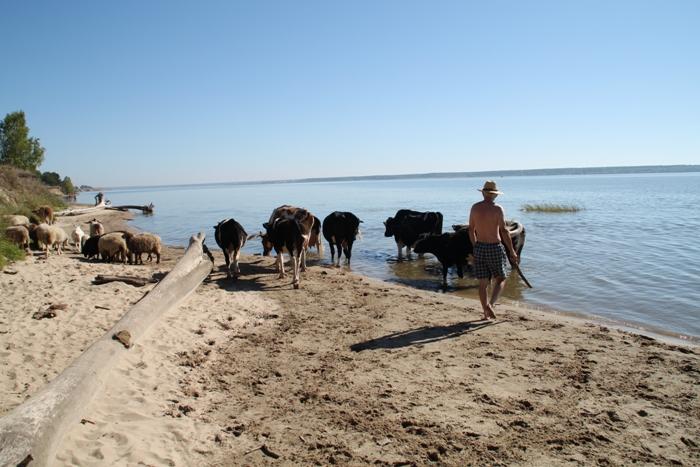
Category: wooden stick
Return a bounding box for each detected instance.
[92,275,157,287]
[512,263,533,288]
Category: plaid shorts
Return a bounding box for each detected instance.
[474,242,507,279]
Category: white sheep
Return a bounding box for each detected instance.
[35,224,69,256]
[71,225,86,251]
[89,219,104,237]
[98,232,129,263]
[2,215,30,226]
[5,225,30,251]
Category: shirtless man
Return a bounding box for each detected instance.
[468,181,519,320]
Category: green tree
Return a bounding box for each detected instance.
[61,176,75,194]
[0,111,45,171]
[41,171,62,186]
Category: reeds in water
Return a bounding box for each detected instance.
[521,203,583,213]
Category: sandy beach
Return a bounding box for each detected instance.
[1,210,698,466]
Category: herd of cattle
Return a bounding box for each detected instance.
[3,204,526,289]
[211,205,525,289]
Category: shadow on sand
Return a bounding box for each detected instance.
[350,320,499,352]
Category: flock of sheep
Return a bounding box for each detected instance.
[2,206,162,265]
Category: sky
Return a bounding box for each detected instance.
[1,1,698,187]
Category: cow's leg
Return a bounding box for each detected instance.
[328,242,335,265]
[292,253,300,289]
[277,253,285,278]
[300,246,307,272]
[343,241,352,267]
[406,245,412,258]
[234,249,241,274]
[336,241,344,267]
[223,248,232,278]
[397,241,404,260]
[442,264,449,288]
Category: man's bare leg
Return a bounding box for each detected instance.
[478,278,496,319]
[489,276,506,309]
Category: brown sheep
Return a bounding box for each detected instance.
[124,232,162,264]
[33,206,54,225]
[5,225,30,251]
[35,224,68,256]
[98,232,129,263]
[2,215,30,226]
[89,219,104,237]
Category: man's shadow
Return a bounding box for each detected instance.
[350,320,497,352]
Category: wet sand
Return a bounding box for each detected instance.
[0,209,698,466]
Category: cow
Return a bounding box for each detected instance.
[413,229,473,287]
[322,211,362,267]
[214,218,248,279]
[452,220,526,263]
[384,209,443,259]
[263,214,322,258]
[265,216,306,289]
[263,205,315,286]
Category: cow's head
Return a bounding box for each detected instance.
[261,223,274,256]
[383,217,395,237]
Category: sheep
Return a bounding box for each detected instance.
[2,215,30,226]
[89,219,104,237]
[33,206,54,225]
[71,225,86,251]
[98,232,129,263]
[81,235,101,260]
[5,225,30,252]
[124,232,162,264]
[35,224,68,256]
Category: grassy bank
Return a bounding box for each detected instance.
[0,165,67,268]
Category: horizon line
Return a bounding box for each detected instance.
[87,164,700,191]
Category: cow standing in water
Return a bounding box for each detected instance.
[384,209,443,259]
[413,229,473,287]
[263,205,315,288]
[322,211,362,267]
[214,218,248,279]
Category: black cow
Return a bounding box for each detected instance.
[413,229,473,287]
[265,217,306,289]
[384,209,443,259]
[214,218,248,279]
[322,211,362,267]
[452,220,526,263]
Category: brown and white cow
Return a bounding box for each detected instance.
[263,205,315,288]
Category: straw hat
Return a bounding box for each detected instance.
[478,180,503,195]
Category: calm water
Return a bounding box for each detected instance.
[79,173,700,341]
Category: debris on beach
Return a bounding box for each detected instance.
[112,330,132,348]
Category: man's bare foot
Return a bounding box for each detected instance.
[482,304,497,320]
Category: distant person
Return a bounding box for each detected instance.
[95,192,104,206]
[468,180,519,320]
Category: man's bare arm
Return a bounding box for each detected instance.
[468,207,477,246]
[498,208,519,264]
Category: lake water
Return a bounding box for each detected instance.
[78,173,700,342]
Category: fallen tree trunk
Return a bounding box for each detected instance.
[106,203,154,214]
[92,275,158,287]
[55,201,107,217]
[0,232,212,466]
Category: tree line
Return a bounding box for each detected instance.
[0,110,76,195]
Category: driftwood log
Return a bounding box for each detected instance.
[92,275,158,287]
[55,201,107,217]
[0,232,213,466]
[106,203,154,214]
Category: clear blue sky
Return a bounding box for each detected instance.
[1,1,698,187]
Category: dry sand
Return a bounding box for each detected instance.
[0,209,698,466]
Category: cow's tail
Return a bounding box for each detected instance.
[435,212,444,235]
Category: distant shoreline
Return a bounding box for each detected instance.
[93,164,700,191]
